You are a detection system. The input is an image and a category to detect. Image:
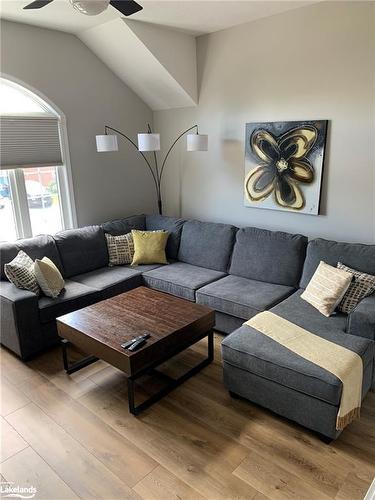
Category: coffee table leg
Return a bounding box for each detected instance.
[127,378,136,414]
[61,339,99,375]
[208,329,214,362]
[127,330,214,416]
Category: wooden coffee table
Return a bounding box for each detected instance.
[56,286,215,415]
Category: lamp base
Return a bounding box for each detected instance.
[158,199,162,215]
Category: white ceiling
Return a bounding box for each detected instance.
[0,0,319,111]
[1,0,316,36]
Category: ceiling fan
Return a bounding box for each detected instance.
[23,0,143,17]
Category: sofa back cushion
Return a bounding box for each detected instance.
[229,227,307,287]
[146,215,185,259]
[54,226,108,278]
[101,215,145,236]
[0,235,62,281]
[0,242,19,280]
[178,220,237,272]
[300,238,375,289]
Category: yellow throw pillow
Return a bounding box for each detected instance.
[301,261,352,317]
[131,230,169,265]
[34,257,65,298]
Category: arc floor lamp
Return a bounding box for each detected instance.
[96,124,208,215]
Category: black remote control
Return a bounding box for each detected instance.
[128,338,147,352]
[121,333,150,349]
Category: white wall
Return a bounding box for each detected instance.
[154,1,375,244]
[79,18,197,111]
[1,20,156,227]
[125,19,197,105]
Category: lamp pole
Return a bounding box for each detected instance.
[103,123,200,215]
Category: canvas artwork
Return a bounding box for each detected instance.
[244,120,328,215]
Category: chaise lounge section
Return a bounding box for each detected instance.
[222,237,375,439]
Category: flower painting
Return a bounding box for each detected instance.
[244,120,327,215]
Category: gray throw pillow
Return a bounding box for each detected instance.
[337,262,375,314]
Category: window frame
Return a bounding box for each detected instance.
[1,74,77,239]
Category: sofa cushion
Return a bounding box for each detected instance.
[0,241,19,280]
[17,234,62,269]
[101,215,145,236]
[1,235,63,281]
[129,264,164,273]
[143,262,226,301]
[54,226,108,278]
[72,266,147,299]
[300,238,375,289]
[271,289,348,333]
[196,275,294,320]
[38,280,100,323]
[229,227,307,287]
[348,294,375,342]
[146,215,185,259]
[178,220,237,272]
[222,324,373,406]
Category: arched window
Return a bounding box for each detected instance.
[0,78,76,241]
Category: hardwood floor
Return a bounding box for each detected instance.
[1,333,374,500]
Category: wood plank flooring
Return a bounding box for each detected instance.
[1,333,374,500]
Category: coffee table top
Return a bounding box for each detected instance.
[57,286,215,375]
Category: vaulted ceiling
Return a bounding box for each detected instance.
[1,1,318,110]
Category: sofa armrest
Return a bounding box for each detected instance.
[0,280,38,302]
[0,281,41,359]
[347,294,375,341]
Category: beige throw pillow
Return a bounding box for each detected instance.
[34,257,65,298]
[4,250,40,295]
[301,261,353,317]
[105,232,134,266]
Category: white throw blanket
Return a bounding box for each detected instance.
[245,311,363,430]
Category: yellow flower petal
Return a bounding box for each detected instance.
[251,130,279,163]
[279,126,317,160]
[289,159,314,183]
[245,166,275,202]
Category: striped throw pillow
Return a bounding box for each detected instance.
[301,261,352,317]
[337,262,375,314]
[105,232,134,266]
[4,250,40,295]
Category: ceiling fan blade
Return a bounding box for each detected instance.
[23,0,54,9]
[110,0,142,17]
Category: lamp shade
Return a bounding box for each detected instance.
[96,134,118,152]
[138,133,160,152]
[187,134,208,151]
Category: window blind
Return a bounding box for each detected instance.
[0,115,63,169]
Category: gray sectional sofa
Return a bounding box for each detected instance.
[1,214,374,439]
